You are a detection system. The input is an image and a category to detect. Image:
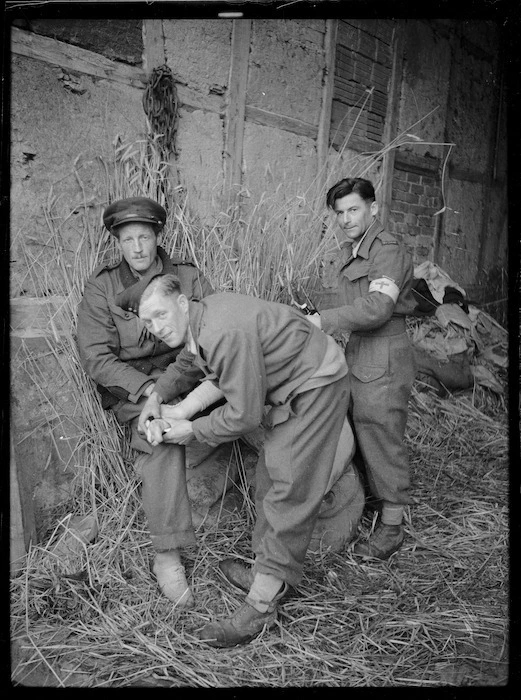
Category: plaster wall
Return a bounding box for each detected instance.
[241,123,318,204]
[438,179,484,286]
[247,20,326,125]
[163,19,232,94]
[445,36,498,173]
[10,54,146,296]
[398,21,451,155]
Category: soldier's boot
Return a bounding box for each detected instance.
[353,523,404,560]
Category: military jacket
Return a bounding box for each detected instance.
[77,247,213,406]
[319,220,416,335]
[153,293,333,445]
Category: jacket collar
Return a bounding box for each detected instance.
[352,219,384,260]
[118,246,173,289]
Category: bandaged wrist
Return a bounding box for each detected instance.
[178,381,224,418]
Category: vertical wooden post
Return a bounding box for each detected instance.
[380,24,404,228]
[10,432,35,575]
[317,19,338,188]
[224,19,252,206]
[142,20,180,190]
[142,20,166,72]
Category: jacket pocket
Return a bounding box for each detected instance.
[108,301,143,350]
[350,365,386,383]
[343,261,371,282]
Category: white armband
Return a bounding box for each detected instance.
[368,277,400,303]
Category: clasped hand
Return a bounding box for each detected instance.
[145,406,194,446]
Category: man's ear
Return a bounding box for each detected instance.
[370,200,378,217]
[178,294,189,313]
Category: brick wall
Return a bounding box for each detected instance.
[387,162,442,265]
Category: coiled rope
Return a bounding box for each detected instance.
[142,64,179,157]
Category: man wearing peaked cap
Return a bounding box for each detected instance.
[76,196,214,608]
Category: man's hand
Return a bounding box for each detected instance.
[145,418,171,446]
[162,419,195,445]
[138,391,163,434]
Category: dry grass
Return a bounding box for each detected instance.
[10,127,510,687]
[10,382,509,687]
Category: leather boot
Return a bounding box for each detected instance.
[217,558,254,593]
[218,559,295,600]
[353,523,404,560]
[198,584,289,648]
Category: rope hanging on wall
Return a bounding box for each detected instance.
[142,64,179,157]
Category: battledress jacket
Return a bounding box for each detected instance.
[318,220,416,334]
[77,247,214,408]
[153,293,344,447]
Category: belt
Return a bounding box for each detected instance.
[355,316,406,338]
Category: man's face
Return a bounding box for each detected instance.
[332,192,377,244]
[139,290,190,348]
[116,222,158,275]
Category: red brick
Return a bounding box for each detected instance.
[410,183,425,196]
[393,169,407,181]
[406,172,421,184]
[392,180,410,193]
[421,176,437,188]
[394,192,420,205]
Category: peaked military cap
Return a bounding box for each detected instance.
[103,197,167,233]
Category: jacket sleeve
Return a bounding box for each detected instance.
[191,330,266,445]
[153,346,205,402]
[320,241,406,334]
[320,292,395,334]
[77,277,152,402]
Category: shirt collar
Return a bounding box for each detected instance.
[352,219,383,259]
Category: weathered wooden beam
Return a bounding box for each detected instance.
[10,432,33,575]
[245,105,318,140]
[317,19,338,178]
[224,19,252,200]
[11,26,147,89]
[11,26,224,115]
[380,24,403,227]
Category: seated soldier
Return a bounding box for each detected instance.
[76,197,214,609]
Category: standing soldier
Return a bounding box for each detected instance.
[309,177,417,560]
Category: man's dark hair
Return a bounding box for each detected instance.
[326,178,376,209]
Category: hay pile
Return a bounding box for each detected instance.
[10,133,509,687]
[10,379,509,687]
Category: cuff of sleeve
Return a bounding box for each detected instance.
[191,417,220,447]
[128,380,154,404]
[319,309,341,335]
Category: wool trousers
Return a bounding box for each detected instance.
[252,375,350,587]
[346,329,416,506]
[113,398,196,552]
